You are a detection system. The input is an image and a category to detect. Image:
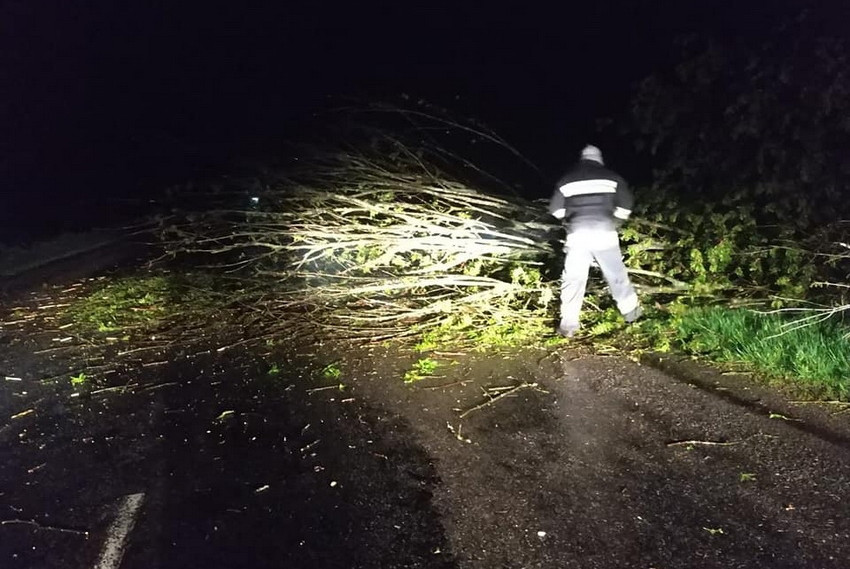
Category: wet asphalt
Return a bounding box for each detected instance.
[2,333,850,568]
[1,245,850,568]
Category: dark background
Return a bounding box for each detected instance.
[0,1,814,243]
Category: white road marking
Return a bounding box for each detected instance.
[94,493,145,569]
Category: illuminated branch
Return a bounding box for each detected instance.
[156,114,700,343]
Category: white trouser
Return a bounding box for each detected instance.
[560,230,639,328]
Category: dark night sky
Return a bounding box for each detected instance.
[0,0,819,242]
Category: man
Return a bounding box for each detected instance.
[548,145,642,337]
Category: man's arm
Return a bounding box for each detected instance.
[548,186,567,220]
[613,177,634,224]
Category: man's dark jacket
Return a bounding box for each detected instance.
[548,159,634,232]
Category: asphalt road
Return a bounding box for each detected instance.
[2,333,850,568]
[1,247,850,568]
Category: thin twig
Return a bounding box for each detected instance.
[789,400,850,406]
[138,382,179,393]
[666,440,740,447]
[306,385,339,394]
[10,409,35,420]
[422,379,472,390]
[89,384,139,396]
[1,518,89,537]
[458,382,537,419]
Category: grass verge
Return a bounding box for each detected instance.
[671,307,850,400]
[63,272,223,335]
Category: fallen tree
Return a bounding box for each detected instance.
[6,107,847,396]
[152,105,849,353]
[154,111,703,346]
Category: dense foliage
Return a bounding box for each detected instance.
[624,23,850,311]
[632,31,850,227]
[607,20,850,396]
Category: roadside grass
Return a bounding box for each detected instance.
[671,306,850,400]
[62,272,222,335]
[64,275,171,333]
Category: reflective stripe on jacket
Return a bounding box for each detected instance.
[548,159,633,232]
